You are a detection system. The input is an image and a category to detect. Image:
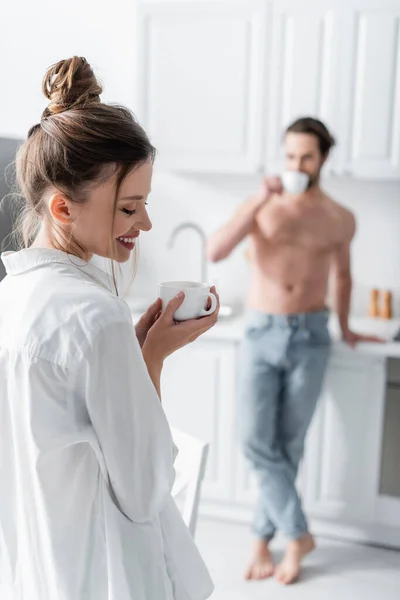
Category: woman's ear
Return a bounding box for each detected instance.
[48,193,74,225]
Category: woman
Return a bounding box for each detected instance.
[0,56,217,600]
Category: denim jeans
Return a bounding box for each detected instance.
[238,309,331,541]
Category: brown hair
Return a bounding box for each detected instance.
[13,56,155,273]
[285,117,335,157]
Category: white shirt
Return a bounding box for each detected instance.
[0,248,214,600]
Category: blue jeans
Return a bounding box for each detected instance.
[238,309,331,541]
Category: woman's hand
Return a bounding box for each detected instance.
[142,286,220,368]
[135,298,162,348]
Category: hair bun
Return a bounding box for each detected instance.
[42,56,102,117]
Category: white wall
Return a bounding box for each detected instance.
[0,0,138,139]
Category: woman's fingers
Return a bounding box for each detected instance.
[144,298,162,318]
[160,292,185,322]
[136,298,161,329]
[211,286,220,309]
[176,308,219,338]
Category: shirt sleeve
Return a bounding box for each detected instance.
[76,316,175,524]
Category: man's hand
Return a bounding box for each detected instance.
[256,176,284,204]
[342,329,385,348]
[135,298,162,348]
[207,176,283,264]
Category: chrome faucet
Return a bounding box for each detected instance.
[168,222,208,283]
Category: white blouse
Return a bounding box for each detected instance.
[0,248,214,600]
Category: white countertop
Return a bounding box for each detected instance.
[130,307,400,359]
[203,314,400,359]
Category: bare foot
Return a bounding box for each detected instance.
[244,539,275,580]
[275,533,315,585]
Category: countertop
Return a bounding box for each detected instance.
[129,306,400,360]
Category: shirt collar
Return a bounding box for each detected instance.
[1,248,117,294]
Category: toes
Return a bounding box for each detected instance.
[244,562,275,581]
[282,573,291,585]
[259,564,274,579]
[244,565,255,580]
[254,566,263,580]
[244,565,256,580]
[275,565,299,585]
[275,565,289,584]
[261,565,274,578]
[275,568,284,583]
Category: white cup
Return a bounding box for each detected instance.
[282,170,309,194]
[159,281,217,322]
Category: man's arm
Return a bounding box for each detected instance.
[332,239,353,336]
[332,212,383,346]
[206,177,283,263]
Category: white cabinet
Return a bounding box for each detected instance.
[137,0,400,180]
[373,360,400,544]
[302,351,400,547]
[161,338,237,501]
[265,0,341,174]
[137,0,269,173]
[302,353,386,527]
[338,0,400,179]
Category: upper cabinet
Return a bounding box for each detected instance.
[266,0,341,174]
[338,0,400,179]
[137,0,269,173]
[137,0,400,180]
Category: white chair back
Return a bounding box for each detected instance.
[171,427,209,538]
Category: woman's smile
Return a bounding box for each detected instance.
[116,231,140,251]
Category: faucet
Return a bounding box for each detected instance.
[168,222,208,283]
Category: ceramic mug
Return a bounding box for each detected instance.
[159,281,217,322]
[281,170,309,194]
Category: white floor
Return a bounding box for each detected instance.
[196,518,400,600]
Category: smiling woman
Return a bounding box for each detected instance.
[14,56,155,285]
[0,56,217,600]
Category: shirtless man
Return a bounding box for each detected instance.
[207,117,381,585]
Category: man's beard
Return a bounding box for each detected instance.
[307,170,321,190]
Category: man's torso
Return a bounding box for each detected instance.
[246,191,353,314]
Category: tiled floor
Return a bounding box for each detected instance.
[196,518,400,600]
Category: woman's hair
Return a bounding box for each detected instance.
[285,117,336,157]
[12,56,155,266]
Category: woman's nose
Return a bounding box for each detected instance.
[140,212,152,232]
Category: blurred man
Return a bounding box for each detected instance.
[207,117,381,585]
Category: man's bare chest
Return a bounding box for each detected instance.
[255,205,343,251]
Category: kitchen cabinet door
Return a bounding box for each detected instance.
[302,353,386,526]
[338,0,400,179]
[265,0,341,175]
[137,0,269,173]
[373,374,400,546]
[161,339,236,501]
